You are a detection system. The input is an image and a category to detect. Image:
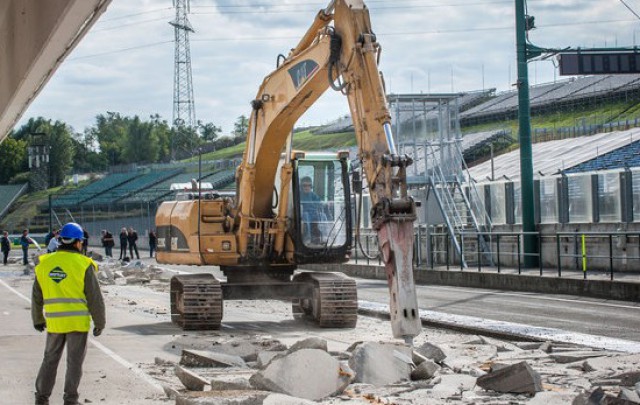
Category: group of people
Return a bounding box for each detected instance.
[1,229,42,265]
[100,227,157,259]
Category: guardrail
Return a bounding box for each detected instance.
[352,229,640,281]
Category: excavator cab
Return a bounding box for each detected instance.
[291,152,352,263]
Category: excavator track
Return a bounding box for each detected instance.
[170,274,223,330]
[292,272,358,328]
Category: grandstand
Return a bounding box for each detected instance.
[467,129,640,181]
[565,139,640,173]
[52,172,140,207]
[461,75,640,126]
[0,184,28,219]
[80,168,183,206]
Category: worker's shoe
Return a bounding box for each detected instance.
[34,393,49,405]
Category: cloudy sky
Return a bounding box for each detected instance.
[20,0,640,136]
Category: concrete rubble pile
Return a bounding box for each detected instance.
[94,258,173,286]
[148,334,640,405]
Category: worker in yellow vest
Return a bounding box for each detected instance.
[31,222,105,405]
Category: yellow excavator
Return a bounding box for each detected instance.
[156,0,421,343]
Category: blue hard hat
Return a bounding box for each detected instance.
[59,222,84,240]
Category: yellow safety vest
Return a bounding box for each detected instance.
[35,251,97,333]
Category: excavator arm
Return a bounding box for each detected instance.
[236,0,421,341]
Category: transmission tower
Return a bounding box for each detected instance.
[170,0,196,129]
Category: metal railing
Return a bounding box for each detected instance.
[555,231,640,281]
[352,228,640,281]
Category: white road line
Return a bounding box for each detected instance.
[0,278,31,303]
[359,300,640,353]
[358,279,640,310]
[0,278,164,393]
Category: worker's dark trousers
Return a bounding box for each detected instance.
[129,244,139,259]
[35,332,88,405]
[22,246,28,265]
[119,245,127,259]
[2,250,8,265]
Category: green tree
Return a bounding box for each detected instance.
[0,136,27,184]
[232,115,249,139]
[150,114,172,163]
[198,120,221,143]
[47,121,75,187]
[72,130,107,173]
[122,116,159,164]
[90,112,128,166]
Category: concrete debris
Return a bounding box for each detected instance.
[211,338,287,362]
[175,390,270,405]
[348,342,412,386]
[161,383,180,400]
[249,348,352,400]
[617,371,640,386]
[174,364,209,391]
[288,337,327,353]
[476,361,543,394]
[479,336,522,352]
[180,349,247,368]
[410,359,440,381]
[619,388,640,403]
[85,251,102,261]
[551,351,612,364]
[154,357,174,366]
[256,351,284,369]
[573,387,640,405]
[210,376,253,391]
[414,342,447,363]
[411,351,429,366]
[262,393,317,405]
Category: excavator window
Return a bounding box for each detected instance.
[294,159,350,250]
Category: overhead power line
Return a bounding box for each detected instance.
[619,0,640,20]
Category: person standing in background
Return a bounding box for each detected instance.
[118,228,128,260]
[148,230,157,258]
[101,230,114,258]
[127,227,139,260]
[1,231,10,265]
[46,230,59,253]
[20,229,34,265]
[81,228,89,256]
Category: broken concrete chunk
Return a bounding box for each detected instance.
[551,351,610,364]
[414,342,446,363]
[348,342,412,386]
[211,338,286,362]
[412,351,429,366]
[256,351,284,368]
[619,388,640,403]
[175,391,270,405]
[410,359,440,381]
[161,383,180,400]
[289,337,327,353]
[617,371,640,386]
[476,361,542,394]
[249,348,352,401]
[262,393,317,405]
[210,376,252,391]
[155,357,174,366]
[180,349,247,368]
[174,365,209,391]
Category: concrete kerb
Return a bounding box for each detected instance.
[307,263,640,302]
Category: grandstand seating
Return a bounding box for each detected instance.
[81,169,183,206]
[467,129,640,181]
[0,183,28,219]
[52,172,139,207]
[565,140,640,173]
[120,171,215,204]
[460,75,640,124]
